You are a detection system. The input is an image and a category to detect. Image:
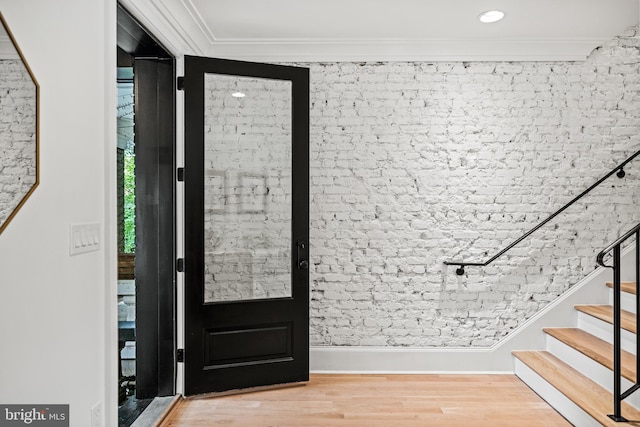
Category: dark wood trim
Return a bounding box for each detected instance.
[118,253,135,280]
[155,58,177,397]
[117,2,176,399]
[117,4,171,60]
[134,58,176,398]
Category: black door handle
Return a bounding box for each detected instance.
[297,241,308,269]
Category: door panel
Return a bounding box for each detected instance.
[133,57,176,398]
[203,322,292,368]
[183,56,309,396]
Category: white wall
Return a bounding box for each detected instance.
[0,1,116,426]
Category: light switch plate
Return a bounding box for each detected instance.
[70,223,101,255]
[90,401,103,427]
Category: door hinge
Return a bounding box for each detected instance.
[177,348,184,363]
[177,167,185,182]
[176,258,184,272]
[177,76,184,91]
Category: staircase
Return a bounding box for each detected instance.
[440,151,640,424]
[514,282,640,426]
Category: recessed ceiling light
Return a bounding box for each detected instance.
[232,91,245,98]
[479,10,505,23]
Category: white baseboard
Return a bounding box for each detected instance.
[310,245,634,373]
[310,345,509,374]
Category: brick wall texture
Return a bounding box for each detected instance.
[303,26,640,347]
[0,59,37,227]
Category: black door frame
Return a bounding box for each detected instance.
[182,56,310,396]
[117,3,176,398]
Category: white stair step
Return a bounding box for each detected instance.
[575,306,637,355]
[608,285,637,315]
[511,282,640,425]
[513,351,640,426]
[514,355,600,427]
[545,330,640,410]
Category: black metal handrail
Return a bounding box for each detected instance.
[596,222,640,422]
[444,149,640,275]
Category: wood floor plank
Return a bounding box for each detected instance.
[513,350,640,426]
[544,327,637,382]
[160,374,571,426]
[606,282,637,295]
[575,304,637,333]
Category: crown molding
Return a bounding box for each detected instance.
[180,0,216,44]
[205,38,603,62]
[117,0,625,62]
[118,0,209,57]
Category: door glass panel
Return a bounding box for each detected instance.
[204,74,292,303]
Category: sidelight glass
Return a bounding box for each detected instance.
[203,74,292,303]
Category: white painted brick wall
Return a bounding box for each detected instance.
[0,59,37,226]
[302,26,640,347]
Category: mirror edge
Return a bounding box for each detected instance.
[0,11,40,235]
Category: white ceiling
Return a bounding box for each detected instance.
[123,0,640,61]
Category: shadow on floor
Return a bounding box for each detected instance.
[119,396,153,427]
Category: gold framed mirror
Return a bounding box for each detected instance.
[0,12,39,234]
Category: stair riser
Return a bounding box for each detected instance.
[577,312,637,355]
[546,334,640,410]
[609,289,638,315]
[514,357,602,427]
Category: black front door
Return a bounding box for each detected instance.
[182,56,309,396]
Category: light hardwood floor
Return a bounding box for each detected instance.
[160,374,571,426]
